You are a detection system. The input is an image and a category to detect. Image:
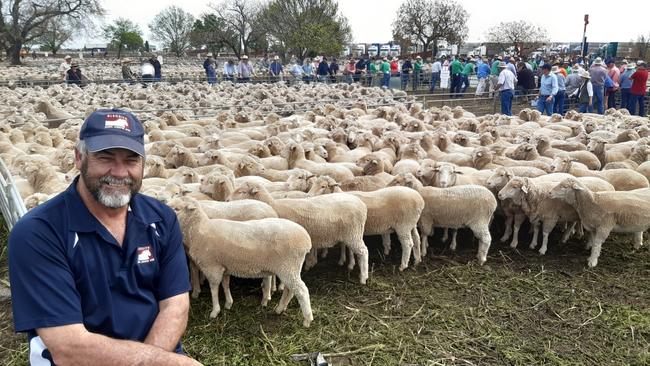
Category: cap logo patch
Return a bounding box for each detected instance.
[105,114,131,132]
[137,245,155,264]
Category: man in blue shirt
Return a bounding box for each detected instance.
[475,57,491,96]
[269,55,283,83]
[537,63,558,116]
[9,109,200,366]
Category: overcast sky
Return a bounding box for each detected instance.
[82,0,648,47]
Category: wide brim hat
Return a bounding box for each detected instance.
[206,53,213,57]
[497,61,507,68]
[64,55,72,60]
[593,57,603,65]
[80,109,145,156]
[416,55,422,59]
[580,70,591,79]
[626,64,636,69]
[551,66,561,73]
[71,62,79,67]
[572,64,580,70]
[121,58,131,64]
[241,55,249,59]
[274,55,279,60]
[637,60,645,66]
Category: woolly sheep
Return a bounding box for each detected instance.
[551,155,649,191]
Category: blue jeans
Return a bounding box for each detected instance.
[592,85,604,114]
[430,72,440,92]
[401,73,410,90]
[621,89,631,111]
[381,73,391,88]
[537,95,554,116]
[461,75,470,94]
[413,71,420,91]
[629,94,646,116]
[579,103,591,113]
[553,90,565,115]
[500,89,514,116]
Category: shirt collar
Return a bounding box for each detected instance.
[64,176,161,232]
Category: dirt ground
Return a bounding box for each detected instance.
[1,219,649,365]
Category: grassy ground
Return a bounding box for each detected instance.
[1,217,648,365]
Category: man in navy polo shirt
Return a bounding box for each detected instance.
[8,109,202,365]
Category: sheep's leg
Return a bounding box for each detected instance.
[585,231,595,250]
[509,213,525,249]
[272,275,278,293]
[420,224,433,258]
[381,232,392,256]
[633,232,644,250]
[338,243,347,266]
[449,229,458,251]
[561,222,576,244]
[587,229,610,268]
[411,227,422,265]
[349,240,369,284]
[577,223,584,238]
[222,274,233,310]
[320,248,329,258]
[471,225,492,265]
[190,260,202,299]
[275,287,294,314]
[442,228,449,242]
[396,229,415,271]
[539,219,558,256]
[500,213,513,242]
[205,265,226,318]
[347,246,356,269]
[529,222,540,250]
[304,248,318,271]
[280,274,313,328]
[261,276,273,307]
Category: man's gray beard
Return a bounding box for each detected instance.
[81,160,140,208]
[97,186,132,208]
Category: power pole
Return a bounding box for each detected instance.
[581,14,589,59]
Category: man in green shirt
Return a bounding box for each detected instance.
[461,58,475,95]
[450,56,463,97]
[380,57,391,88]
[368,57,378,87]
[489,55,503,96]
[413,55,423,91]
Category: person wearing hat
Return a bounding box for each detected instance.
[588,57,607,114]
[8,109,202,366]
[449,56,464,97]
[429,56,442,92]
[66,61,83,85]
[629,61,648,116]
[605,58,620,109]
[121,58,134,83]
[366,57,377,86]
[380,56,391,88]
[223,59,236,82]
[619,59,628,74]
[412,55,423,91]
[269,55,284,83]
[317,57,331,83]
[460,58,475,96]
[566,63,584,98]
[149,54,162,81]
[495,61,516,116]
[354,56,366,83]
[59,55,72,81]
[203,53,217,85]
[515,61,535,101]
[329,58,340,83]
[489,55,503,96]
[537,64,558,116]
[475,57,491,97]
[571,70,593,113]
[619,62,636,111]
[301,58,314,84]
[552,65,567,114]
[237,55,254,83]
[400,57,413,90]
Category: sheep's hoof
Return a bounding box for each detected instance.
[509,241,518,249]
[359,278,367,285]
[500,234,510,243]
[477,256,487,266]
[191,291,200,299]
[274,305,285,314]
[261,299,269,307]
[587,257,598,268]
[383,249,391,256]
[224,301,233,310]
[337,259,346,266]
[528,242,537,250]
[209,309,220,318]
[538,248,547,256]
[303,318,312,328]
[399,264,407,271]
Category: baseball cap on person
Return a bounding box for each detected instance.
[79,109,145,156]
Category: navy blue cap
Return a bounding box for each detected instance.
[79,109,145,156]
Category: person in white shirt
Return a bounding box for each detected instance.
[495,62,516,116]
[58,55,72,81]
[429,57,443,92]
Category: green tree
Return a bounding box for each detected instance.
[149,6,195,56]
[103,18,144,58]
[392,0,469,58]
[0,0,104,64]
[257,0,351,61]
[36,18,75,55]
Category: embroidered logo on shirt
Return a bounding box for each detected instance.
[137,246,155,264]
[105,114,131,131]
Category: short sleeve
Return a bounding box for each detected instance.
[154,215,191,301]
[9,218,83,332]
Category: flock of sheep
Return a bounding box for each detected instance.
[1,79,650,328]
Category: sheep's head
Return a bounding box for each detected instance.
[550,154,572,173]
[264,137,285,156]
[178,167,199,183]
[497,177,529,203]
[307,175,341,196]
[548,178,584,205]
[199,173,234,201]
[287,170,314,192]
[237,157,263,176]
[431,163,459,188]
[472,147,492,168]
[586,138,605,153]
[486,167,513,192]
[167,196,200,219]
[230,182,264,202]
[452,133,469,147]
[387,173,422,190]
[512,143,537,160]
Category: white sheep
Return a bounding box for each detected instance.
[551,155,649,191]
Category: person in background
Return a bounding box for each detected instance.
[505,56,518,79]
[489,55,502,97]
[449,56,463,98]
[401,58,413,90]
[537,64,558,116]
[66,62,83,85]
[460,58,474,96]
[390,57,399,76]
[553,65,567,114]
[367,57,378,87]
[121,58,134,83]
[203,53,217,85]
[588,57,607,114]
[223,59,236,82]
[496,61,515,116]
[317,57,330,83]
[343,59,355,84]
[565,64,583,98]
[619,63,635,111]
[619,59,628,74]
[329,58,340,83]
[380,57,391,88]
[515,61,535,100]
[429,56,442,92]
[269,55,283,83]
[475,57,491,97]
[141,59,155,84]
[354,56,366,83]
[412,55,423,91]
[59,55,72,81]
[302,60,313,84]
[237,55,254,83]
[629,60,648,116]
[605,58,620,109]
[571,70,593,113]
[149,54,162,81]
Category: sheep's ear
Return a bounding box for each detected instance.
[525,145,533,151]
[372,159,378,165]
[455,170,464,175]
[238,162,245,169]
[333,183,340,187]
[521,184,528,194]
[186,201,198,211]
[476,151,483,157]
[572,182,583,191]
[250,187,259,194]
